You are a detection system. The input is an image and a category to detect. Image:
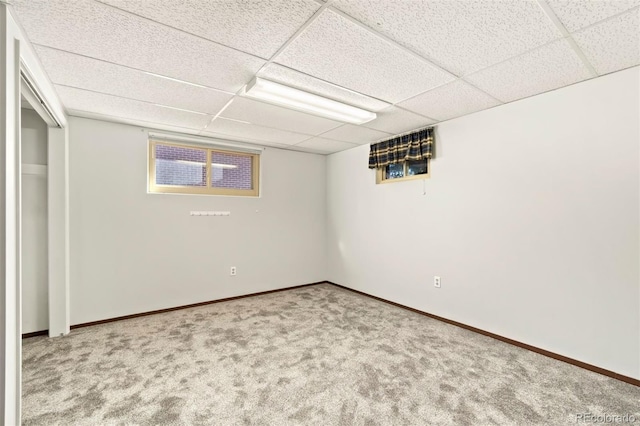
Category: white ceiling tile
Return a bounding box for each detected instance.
[573,9,640,75]
[332,0,562,76]
[547,0,640,32]
[99,0,321,59]
[205,118,311,145]
[398,80,501,121]
[35,46,234,115]
[465,39,592,103]
[295,138,358,154]
[362,106,436,134]
[55,86,213,130]
[220,97,343,135]
[12,0,265,92]
[274,10,454,103]
[258,64,390,112]
[319,124,392,145]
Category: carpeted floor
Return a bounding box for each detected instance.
[22,283,639,425]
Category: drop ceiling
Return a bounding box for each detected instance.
[10,0,640,155]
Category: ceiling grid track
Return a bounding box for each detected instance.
[31,43,237,95]
[328,5,458,79]
[202,0,335,140]
[261,0,352,146]
[94,0,269,62]
[536,0,598,77]
[53,83,210,116]
[327,6,505,110]
[12,0,639,154]
[572,5,640,33]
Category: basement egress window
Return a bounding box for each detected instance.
[370,127,434,185]
[148,140,259,196]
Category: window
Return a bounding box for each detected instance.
[149,140,259,196]
[369,127,433,185]
[376,159,429,184]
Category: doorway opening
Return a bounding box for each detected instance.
[20,100,49,336]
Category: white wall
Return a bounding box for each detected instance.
[21,108,48,333]
[327,67,640,379]
[69,116,327,325]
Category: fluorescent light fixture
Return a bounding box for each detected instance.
[244,77,376,124]
[175,160,237,169]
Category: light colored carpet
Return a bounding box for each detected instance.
[22,283,639,425]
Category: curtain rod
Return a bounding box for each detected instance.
[374,124,435,144]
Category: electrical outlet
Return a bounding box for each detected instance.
[434,276,441,288]
[230,266,237,276]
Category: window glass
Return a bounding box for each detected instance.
[211,151,253,190]
[407,159,428,176]
[386,163,405,180]
[376,159,430,184]
[155,144,206,187]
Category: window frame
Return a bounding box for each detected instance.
[375,159,430,184]
[148,140,260,197]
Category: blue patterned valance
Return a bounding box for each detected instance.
[368,127,434,169]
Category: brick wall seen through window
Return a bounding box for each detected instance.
[155,144,207,187]
[211,152,253,190]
